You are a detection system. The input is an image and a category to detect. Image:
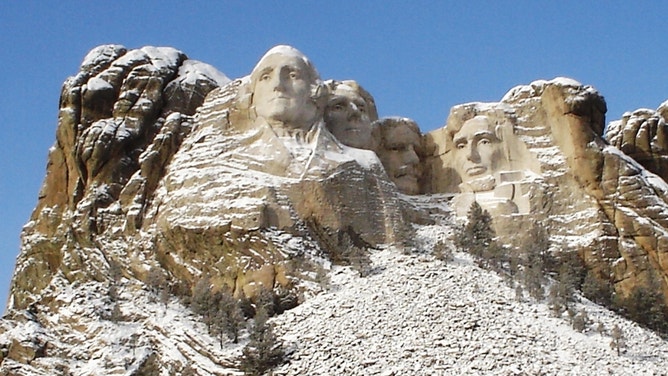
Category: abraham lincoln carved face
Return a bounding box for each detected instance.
[451,115,505,184]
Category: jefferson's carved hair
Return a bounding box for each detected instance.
[326,79,379,122]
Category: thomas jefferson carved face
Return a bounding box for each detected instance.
[377,119,422,195]
[251,46,319,131]
[452,116,505,183]
[325,81,377,150]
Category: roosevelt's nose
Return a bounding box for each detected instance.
[404,146,419,165]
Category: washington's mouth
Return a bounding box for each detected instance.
[269,95,290,101]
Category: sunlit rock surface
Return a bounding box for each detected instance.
[3,43,668,374]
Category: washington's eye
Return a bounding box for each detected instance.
[260,73,271,81]
[479,139,491,146]
[455,142,466,149]
[329,99,346,111]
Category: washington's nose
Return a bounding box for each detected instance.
[272,75,286,91]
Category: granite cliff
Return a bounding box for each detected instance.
[2,45,668,375]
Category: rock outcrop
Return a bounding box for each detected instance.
[425,77,668,304]
[8,44,410,313]
[4,44,668,375]
[605,104,668,182]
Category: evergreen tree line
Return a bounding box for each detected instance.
[139,266,290,375]
[190,275,289,375]
[453,201,668,338]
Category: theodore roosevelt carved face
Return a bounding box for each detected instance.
[377,118,422,195]
[325,80,378,150]
[250,46,321,132]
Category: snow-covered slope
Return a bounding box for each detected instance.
[4,219,667,375]
[274,243,668,375]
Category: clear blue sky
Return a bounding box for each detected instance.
[2,1,668,311]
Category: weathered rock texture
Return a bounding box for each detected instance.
[605,104,668,182]
[11,45,230,310]
[425,77,668,303]
[4,43,668,375]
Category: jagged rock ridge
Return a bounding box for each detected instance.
[2,44,668,375]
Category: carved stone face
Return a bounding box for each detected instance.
[452,116,505,184]
[378,120,422,195]
[251,50,318,131]
[325,84,375,149]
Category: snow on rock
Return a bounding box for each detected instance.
[177,59,231,87]
[271,236,668,375]
[80,44,126,71]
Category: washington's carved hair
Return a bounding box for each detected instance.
[235,45,330,113]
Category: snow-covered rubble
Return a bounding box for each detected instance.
[3,223,668,375]
[271,233,668,375]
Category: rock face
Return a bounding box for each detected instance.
[4,45,668,375]
[425,77,668,304]
[10,45,230,309]
[605,105,668,182]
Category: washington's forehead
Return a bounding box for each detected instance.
[253,54,310,72]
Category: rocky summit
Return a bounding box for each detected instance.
[2,45,668,375]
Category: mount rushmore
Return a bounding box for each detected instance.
[2,44,668,374]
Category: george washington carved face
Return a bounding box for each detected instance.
[325,81,378,150]
[250,46,320,132]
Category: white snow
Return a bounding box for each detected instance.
[177,59,231,87]
[271,242,668,375]
[84,77,113,92]
[80,44,125,70]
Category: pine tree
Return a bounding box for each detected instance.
[610,324,625,356]
[582,271,613,306]
[455,201,495,259]
[240,307,284,375]
[210,290,245,346]
[548,260,580,316]
[147,266,170,308]
[571,309,589,332]
[191,275,213,330]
